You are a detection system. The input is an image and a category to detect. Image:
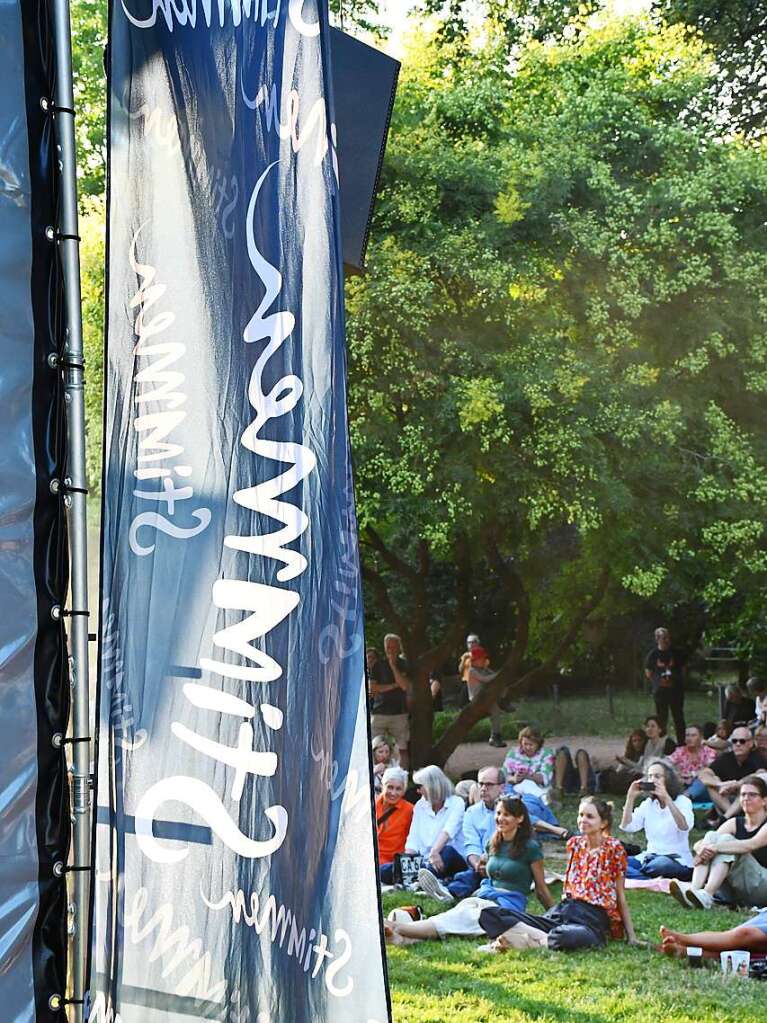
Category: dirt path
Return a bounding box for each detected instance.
[444,734,624,776]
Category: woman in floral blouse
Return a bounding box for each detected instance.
[477,797,638,952]
[503,726,555,800]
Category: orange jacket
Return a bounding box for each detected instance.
[375,794,414,865]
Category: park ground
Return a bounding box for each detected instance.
[385,691,764,1023]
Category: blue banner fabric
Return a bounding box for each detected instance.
[88,2,389,1022]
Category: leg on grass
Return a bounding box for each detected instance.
[575,749,592,793]
[701,860,731,896]
[495,922,549,951]
[660,924,767,957]
[386,918,440,942]
[553,748,571,794]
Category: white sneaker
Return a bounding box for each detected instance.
[668,879,693,909]
[685,888,714,910]
[416,868,454,903]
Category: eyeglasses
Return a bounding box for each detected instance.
[732,738,751,745]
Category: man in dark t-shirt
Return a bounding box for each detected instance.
[369,634,411,768]
[697,725,764,815]
[645,627,686,745]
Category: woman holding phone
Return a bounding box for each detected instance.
[620,760,694,880]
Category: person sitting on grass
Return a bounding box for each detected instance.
[659,910,767,961]
[418,767,572,903]
[704,717,732,752]
[620,760,694,881]
[668,724,716,802]
[384,797,554,945]
[596,728,648,794]
[696,725,764,822]
[504,726,555,801]
[668,775,767,910]
[476,797,638,953]
[371,734,399,793]
[402,765,466,883]
[376,767,413,884]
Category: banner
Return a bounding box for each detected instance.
[89,2,389,1022]
[0,0,70,1019]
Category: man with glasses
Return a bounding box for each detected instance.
[697,726,764,819]
[418,766,505,902]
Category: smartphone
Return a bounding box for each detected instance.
[638,781,655,792]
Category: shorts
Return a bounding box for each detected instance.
[431,898,497,939]
[371,713,410,749]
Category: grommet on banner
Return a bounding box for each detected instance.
[52,860,65,878]
[48,993,63,1011]
[48,351,59,368]
[50,478,61,494]
[51,604,61,621]
[52,732,63,749]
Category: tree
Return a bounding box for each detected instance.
[347,17,767,767]
[654,0,767,138]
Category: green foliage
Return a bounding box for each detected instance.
[71,0,107,199]
[654,0,767,138]
[350,15,767,760]
[80,197,105,488]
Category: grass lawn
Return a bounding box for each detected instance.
[383,796,765,1022]
[433,691,721,745]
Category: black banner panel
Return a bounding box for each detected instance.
[0,1,70,1020]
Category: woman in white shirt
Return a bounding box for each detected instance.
[405,765,467,879]
[620,760,694,881]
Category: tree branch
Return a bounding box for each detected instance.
[360,561,411,647]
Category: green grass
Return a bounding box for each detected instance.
[433,691,720,744]
[384,795,764,1022]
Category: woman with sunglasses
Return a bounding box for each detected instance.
[669,775,767,909]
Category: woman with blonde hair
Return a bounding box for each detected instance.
[404,765,467,880]
[371,734,399,793]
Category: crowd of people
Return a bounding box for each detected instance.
[369,626,767,963]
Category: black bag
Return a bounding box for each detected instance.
[393,853,421,888]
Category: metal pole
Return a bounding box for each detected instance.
[50,1,91,1019]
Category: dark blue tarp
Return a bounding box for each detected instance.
[89,2,389,1021]
[0,0,70,1019]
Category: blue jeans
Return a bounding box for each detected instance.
[421,843,467,880]
[381,844,467,885]
[474,882,526,911]
[626,854,692,881]
[380,861,395,884]
[447,867,482,899]
[684,778,709,803]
